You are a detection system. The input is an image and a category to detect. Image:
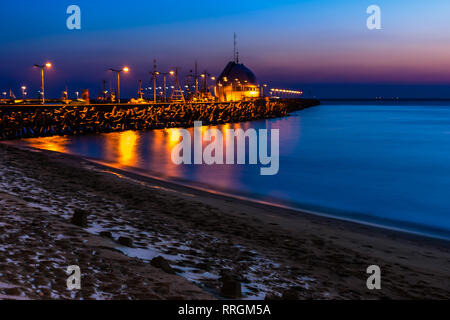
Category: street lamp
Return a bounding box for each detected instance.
[199,71,213,94]
[34,62,52,104]
[21,86,27,99]
[262,84,268,97]
[158,70,175,102]
[109,67,129,104]
[150,71,160,103]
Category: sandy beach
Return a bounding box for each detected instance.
[0,142,449,300]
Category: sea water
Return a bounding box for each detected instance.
[20,103,450,240]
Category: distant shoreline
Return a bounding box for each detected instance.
[321,98,450,102]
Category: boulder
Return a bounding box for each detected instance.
[150,256,176,275]
[3,287,22,296]
[220,273,242,299]
[71,209,89,227]
[99,231,113,239]
[118,236,133,247]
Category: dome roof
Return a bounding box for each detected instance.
[217,61,258,85]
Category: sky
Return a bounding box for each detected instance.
[1,0,450,98]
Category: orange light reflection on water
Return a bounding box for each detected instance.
[155,128,186,178]
[26,136,69,154]
[22,121,252,191]
[114,131,139,167]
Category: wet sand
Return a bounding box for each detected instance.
[0,142,449,300]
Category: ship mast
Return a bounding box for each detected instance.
[234,33,239,63]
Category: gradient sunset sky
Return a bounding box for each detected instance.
[1,0,450,98]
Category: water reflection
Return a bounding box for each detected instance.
[149,129,183,178]
[117,131,139,167]
[26,136,69,154]
[23,120,289,194]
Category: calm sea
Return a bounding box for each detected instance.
[19,103,450,240]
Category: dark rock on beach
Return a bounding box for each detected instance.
[151,256,176,275]
[99,231,113,238]
[71,209,89,227]
[118,236,133,247]
[219,273,242,299]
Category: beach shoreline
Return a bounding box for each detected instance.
[83,158,450,243]
[0,142,449,300]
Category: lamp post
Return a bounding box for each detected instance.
[261,84,268,97]
[158,71,175,102]
[200,73,207,92]
[150,71,160,103]
[199,71,215,91]
[199,73,215,100]
[21,86,27,99]
[160,72,168,102]
[168,71,175,102]
[34,62,52,104]
[109,67,129,104]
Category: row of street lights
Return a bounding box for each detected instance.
[32,62,130,104]
[111,67,189,103]
[152,70,175,102]
[30,62,269,104]
[1,87,27,100]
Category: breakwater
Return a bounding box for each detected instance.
[0,99,319,140]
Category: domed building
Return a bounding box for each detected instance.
[215,61,261,102]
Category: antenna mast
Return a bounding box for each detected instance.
[195,60,199,95]
[138,80,143,99]
[170,67,185,103]
[234,33,237,63]
[234,33,239,63]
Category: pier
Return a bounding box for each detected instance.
[0,99,320,140]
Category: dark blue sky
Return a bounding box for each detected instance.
[1,0,450,98]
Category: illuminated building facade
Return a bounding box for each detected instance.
[215,61,260,102]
